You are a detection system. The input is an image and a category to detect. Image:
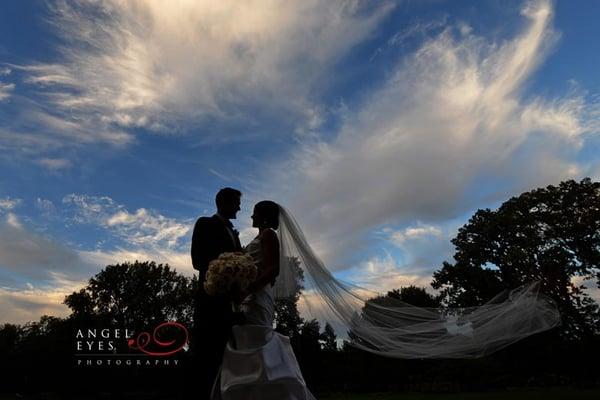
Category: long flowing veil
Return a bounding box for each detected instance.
[273,205,561,359]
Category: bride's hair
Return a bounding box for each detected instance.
[254,200,279,229]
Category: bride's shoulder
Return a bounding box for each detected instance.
[259,228,278,242]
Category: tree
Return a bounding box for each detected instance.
[320,322,338,352]
[0,323,20,356]
[63,261,195,330]
[345,285,442,351]
[17,315,70,356]
[432,178,600,340]
[295,319,322,386]
[369,285,441,308]
[274,257,305,339]
[274,296,304,338]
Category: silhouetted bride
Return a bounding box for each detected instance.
[211,200,316,399]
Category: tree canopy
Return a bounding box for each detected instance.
[63,261,196,330]
[432,178,600,340]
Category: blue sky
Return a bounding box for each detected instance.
[1,0,599,324]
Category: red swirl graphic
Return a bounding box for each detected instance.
[128,321,188,356]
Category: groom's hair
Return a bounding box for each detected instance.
[216,187,242,208]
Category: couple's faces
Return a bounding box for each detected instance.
[224,200,261,228]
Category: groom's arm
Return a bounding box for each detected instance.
[191,217,212,276]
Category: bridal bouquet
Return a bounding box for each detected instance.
[204,252,258,296]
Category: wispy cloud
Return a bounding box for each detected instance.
[0,284,75,325]
[12,0,393,144]
[269,0,593,267]
[0,214,93,283]
[79,248,192,277]
[370,14,449,62]
[0,67,14,101]
[209,168,233,182]
[388,16,449,47]
[0,95,134,159]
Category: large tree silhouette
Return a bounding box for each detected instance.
[64,261,196,330]
[432,178,600,340]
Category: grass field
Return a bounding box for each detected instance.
[319,388,600,400]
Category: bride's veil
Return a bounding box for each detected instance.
[273,205,560,359]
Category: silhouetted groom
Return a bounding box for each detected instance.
[191,187,243,399]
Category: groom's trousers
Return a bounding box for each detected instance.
[191,291,235,400]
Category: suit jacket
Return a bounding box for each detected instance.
[190,215,242,399]
[191,214,242,295]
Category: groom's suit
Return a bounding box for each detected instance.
[191,214,242,399]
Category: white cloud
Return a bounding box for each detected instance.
[0,244,197,324]
[37,157,72,170]
[0,215,102,322]
[345,255,434,294]
[0,197,21,212]
[0,216,92,282]
[0,285,73,325]
[105,208,191,249]
[0,67,14,101]
[0,214,194,324]
[268,0,591,266]
[5,212,22,229]
[0,216,194,324]
[35,197,54,210]
[0,244,197,325]
[0,57,129,158]
[0,269,90,324]
[208,168,233,182]
[62,193,116,222]
[385,222,455,278]
[0,82,14,101]
[79,248,193,277]
[391,223,443,246]
[238,226,258,249]
[0,194,197,325]
[14,0,393,143]
[0,97,134,158]
[63,194,192,250]
[35,197,57,216]
[390,17,448,46]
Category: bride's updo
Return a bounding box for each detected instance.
[254,200,279,230]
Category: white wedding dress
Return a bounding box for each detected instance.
[211,230,317,400]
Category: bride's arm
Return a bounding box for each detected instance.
[247,229,280,294]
